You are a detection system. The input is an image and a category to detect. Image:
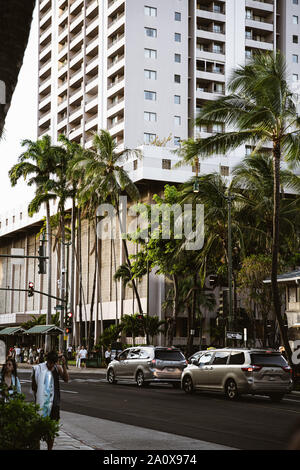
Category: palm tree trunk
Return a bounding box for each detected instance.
[272,143,292,363]
[167,274,178,346]
[45,201,52,352]
[69,197,76,346]
[59,209,66,352]
[114,200,144,315]
[78,208,83,346]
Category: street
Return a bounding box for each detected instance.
[18,370,300,450]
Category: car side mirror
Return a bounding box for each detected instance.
[191,359,199,366]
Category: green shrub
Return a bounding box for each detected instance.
[0,389,59,450]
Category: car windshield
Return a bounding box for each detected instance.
[250,353,287,367]
[155,350,185,361]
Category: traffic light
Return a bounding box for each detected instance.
[219,289,228,316]
[28,281,34,297]
[209,275,218,288]
[38,242,46,275]
[66,327,72,335]
[65,311,73,328]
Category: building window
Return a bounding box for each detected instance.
[293,74,299,82]
[174,95,181,104]
[144,48,157,59]
[174,115,181,126]
[144,90,157,100]
[144,69,157,80]
[293,0,299,4]
[144,111,157,122]
[174,136,181,147]
[175,11,181,21]
[220,166,229,177]
[144,133,156,144]
[293,15,299,24]
[145,27,157,38]
[133,160,138,170]
[144,6,157,16]
[174,53,181,63]
[174,32,181,42]
[12,216,15,224]
[212,123,223,133]
[20,212,23,220]
[162,159,171,169]
[293,35,298,44]
[293,54,299,63]
[174,74,181,83]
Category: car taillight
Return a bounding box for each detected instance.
[242,365,262,372]
[282,366,292,373]
[151,359,157,366]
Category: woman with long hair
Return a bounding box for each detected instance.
[0,357,21,400]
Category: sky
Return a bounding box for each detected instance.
[0,6,38,213]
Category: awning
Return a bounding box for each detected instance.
[25,325,64,335]
[263,270,300,284]
[0,326,26,335]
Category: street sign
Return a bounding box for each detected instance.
[54,305,64,311]
[227,332,243,340]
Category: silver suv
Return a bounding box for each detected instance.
[181,348,293,401]
[107,346,187,387]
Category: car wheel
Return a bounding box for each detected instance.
[182,375,194,394]
[225,379,239,400]
[136,371,147,387]
[107,368,117,384]
[269,393,284,402]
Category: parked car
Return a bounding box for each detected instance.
[107,346,187,387]
[181,348,293,401]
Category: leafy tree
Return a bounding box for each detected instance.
[178,52,300,363]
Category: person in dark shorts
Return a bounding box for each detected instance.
[32,351,69,450]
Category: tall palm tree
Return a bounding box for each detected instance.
[72,130,143,315]
[178,52,300,363]
[9,135,60,352]
[231,153,300,256]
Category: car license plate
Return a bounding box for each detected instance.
[166,368,174,372]
[269,376,275,381]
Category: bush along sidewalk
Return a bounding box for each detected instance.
[0,385,59,450]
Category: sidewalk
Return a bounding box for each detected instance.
[18,362,107,374]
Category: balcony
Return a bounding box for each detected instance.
[245,0,274,13]
[245,38,273,51]
[107,76,125,97]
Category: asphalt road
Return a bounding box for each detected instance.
[19,371,300,450]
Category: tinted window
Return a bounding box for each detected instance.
[155,349,185,361]
[229,352,245,365]
[250,354,287,367]
[212,352,230,365]
[199,353,213,365]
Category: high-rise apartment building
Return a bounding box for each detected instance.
[37,0,300,180]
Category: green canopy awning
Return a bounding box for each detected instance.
[0,326,26,336]
[25,325,64,335]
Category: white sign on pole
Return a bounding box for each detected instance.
[244,328,247,342]
[11,248,25,265]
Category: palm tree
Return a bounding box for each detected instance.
[178,52,300,363]
[9,135,60,352]
[72,130,143,315]
[231,153,300,256]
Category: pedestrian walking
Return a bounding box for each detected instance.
[0,358,21,401]
[105,346,111,367]
[14,345,21,363]
[29,347,34,364]
[75,346,81,368]
[79,346,88,368]
[31,351,69,450]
